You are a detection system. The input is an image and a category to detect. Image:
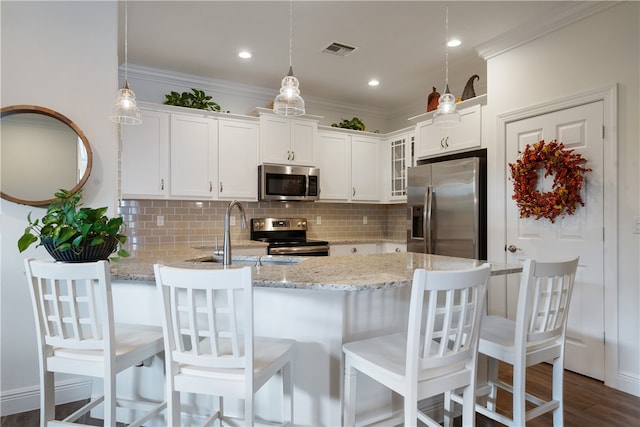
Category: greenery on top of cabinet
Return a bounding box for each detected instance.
[332,117,366,131]
[164,88,222,112]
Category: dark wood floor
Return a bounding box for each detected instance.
[2,363,639,426]
[466,362,640,427]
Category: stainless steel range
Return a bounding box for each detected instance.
[250,218,330,256]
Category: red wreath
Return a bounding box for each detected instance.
[509,140,591,223]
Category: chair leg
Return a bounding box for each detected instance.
[104,373,116,426]
[552,356,564,426]
[218,396,223,427]
[443,391,454,427]
[513,361,526,427]
[343,358,357,427]
[486,357,499,411]
[244,391,254,425]
[282,362,293,424]
[461,384,476,427]
[41,369,55,427]
[404,390,417,427]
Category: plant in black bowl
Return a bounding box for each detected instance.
[18,189,129,262]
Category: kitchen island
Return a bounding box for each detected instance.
[109,251,520,426]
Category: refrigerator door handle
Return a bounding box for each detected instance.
[426,185,433,254]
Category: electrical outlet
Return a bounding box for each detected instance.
[316,216,322,225]
[363,216,368,225]
[157,215,164,226]
[230,215,236,226]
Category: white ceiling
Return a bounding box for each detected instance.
[121,1,591,111]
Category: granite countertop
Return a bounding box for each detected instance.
[111,250,522,291]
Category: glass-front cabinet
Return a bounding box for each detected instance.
[384,130,413,202]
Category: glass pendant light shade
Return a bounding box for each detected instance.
[110,80,142,125]
[274,66,305,116]
[434,7,460,128]
[433,85,460,128]
[274,0,305,116]
[110,1,141,125]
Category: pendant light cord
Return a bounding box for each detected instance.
[124,1,129,82]
[288,0,293,68]
[444,6,449,90]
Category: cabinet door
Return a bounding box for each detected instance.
[121,110,169,198]
[170,115,218,198]
[260,115,291,164]
[218,119,258,200]
[351,136,381,201]
[317,131,350,201]
[388,132,412,202]
[415,104,481,159]
[290,119,316,166]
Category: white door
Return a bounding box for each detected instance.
[505,100,604,380]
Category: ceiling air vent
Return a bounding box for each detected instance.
[322,42,358,57]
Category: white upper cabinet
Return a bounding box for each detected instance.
[121,110,169,199]
[413,98,484,160]
[260,114,317,166]
[381,130,413,203]
[317,130,351,201]
[351,135,381,202]
[170,114,218,199]
[218,118,258,201]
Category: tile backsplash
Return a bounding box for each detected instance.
[119,199,406,257]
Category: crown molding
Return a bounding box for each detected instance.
[475,1,617,60]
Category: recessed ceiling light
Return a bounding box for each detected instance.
[447,39,461,47]
[368,79,380,87]
[238,51,252,59]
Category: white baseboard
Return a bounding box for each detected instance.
[0,379,92,416]
[616,370,640,398]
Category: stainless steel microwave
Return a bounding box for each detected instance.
[258,164,320,202]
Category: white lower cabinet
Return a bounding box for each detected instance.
[330,242,406,256]
[330,243,378,256]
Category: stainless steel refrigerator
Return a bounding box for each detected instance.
[407,155,487,260]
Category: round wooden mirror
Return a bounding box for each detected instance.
[1,105,92,206]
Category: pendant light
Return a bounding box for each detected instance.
[273,0,305,116]
[433,6,460,128]
[110,1,141,125]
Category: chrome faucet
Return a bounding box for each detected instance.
[223,200,246,266]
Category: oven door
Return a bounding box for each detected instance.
[268,244,330,256]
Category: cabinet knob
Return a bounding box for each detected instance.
[351,247,358,254]
[395,247,401,253]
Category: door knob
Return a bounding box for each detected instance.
[506,244,521,253]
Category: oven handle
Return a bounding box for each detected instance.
[269,245,330,255]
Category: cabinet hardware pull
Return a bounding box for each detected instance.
[161,179,164,190]
[220,182,223,192]
[440,138,445,148]
[353,187,356,197]
[209,182,212,192]
[445,136,449,148]
[287,150,291,160]
[291,151,295,160]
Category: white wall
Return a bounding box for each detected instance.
[483,2,639,395]
[0,1,118,414]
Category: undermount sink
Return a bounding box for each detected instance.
[186,255,304,266]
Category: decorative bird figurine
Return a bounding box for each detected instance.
[461,75,479,100]
[427,87,440,112]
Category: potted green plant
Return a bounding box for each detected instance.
[18,189,129,262]
[164,88,222,111]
